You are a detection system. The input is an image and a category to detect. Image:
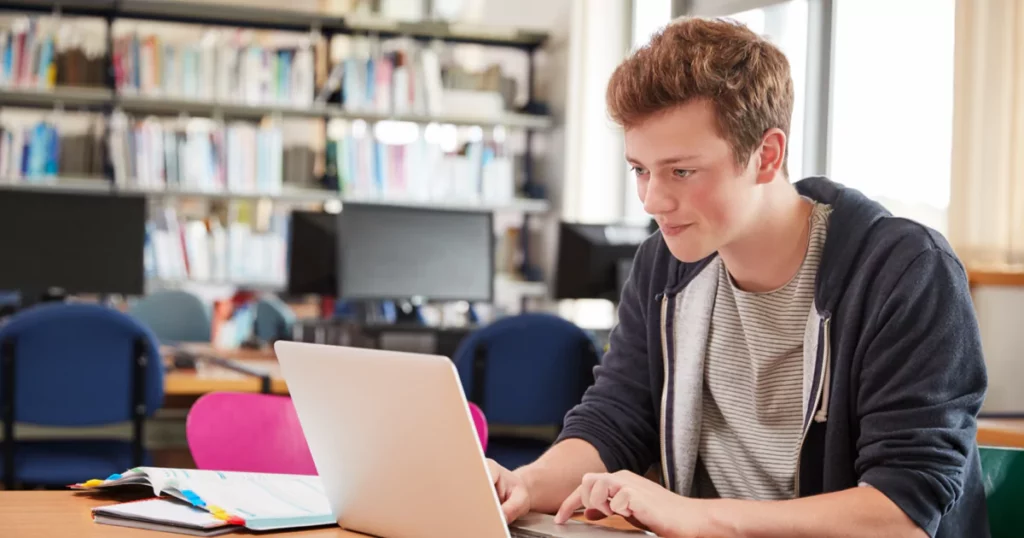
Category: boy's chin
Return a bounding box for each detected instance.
[664,237,716,264]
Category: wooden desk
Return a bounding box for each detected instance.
[162,344,288,397]
[1,491,637,537]
[968,267,1024,288]
[0,491,364,537]
[978,419,1024,449]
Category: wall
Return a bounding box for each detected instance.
[974,286,1024,415]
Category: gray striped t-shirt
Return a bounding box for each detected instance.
[696,200,832,500]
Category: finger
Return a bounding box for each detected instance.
[586,475,615,517]
[486,460,510,501]
[501,484,530,523]
[554,486,584,524]
[608,487,633,518]
[486,460,502,486]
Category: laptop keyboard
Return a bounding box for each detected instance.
[510,529,556,538]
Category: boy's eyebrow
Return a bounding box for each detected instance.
[625,154,700,165]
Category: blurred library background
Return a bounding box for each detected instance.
[1,0,1023,488]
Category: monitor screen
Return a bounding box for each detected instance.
[0,188,146,296]
[337,204,493,302]
[554,222,648,301]
[287,210,338,296]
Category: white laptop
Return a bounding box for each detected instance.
[274,341,646,538]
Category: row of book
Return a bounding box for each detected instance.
[0,113,108,179]
[0,17,108,89]
[113,30,316,107]
[327,120,516,203]
[145,206,288,286]
[326,36,445,116]
[109,114,286,193]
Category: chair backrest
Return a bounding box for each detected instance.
[453,313,599,427]
[981,445,1024,536]
[187,392,489,475]
[468,401,488,452]
[0,303,164,426]
[187,392,317,475]
[128,290,212,344]
[254,295,296,343]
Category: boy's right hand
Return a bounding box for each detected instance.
[487,458,531,523]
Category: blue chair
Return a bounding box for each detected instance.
[453,313,600,470]
[0,303,164,488]
[128,290,212,344]
[254,295,297,343]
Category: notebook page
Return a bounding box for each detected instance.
[149,470,333,523]
[93,498,229,529]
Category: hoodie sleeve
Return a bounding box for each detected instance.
[855,249,987,538]
[555,242,660,476]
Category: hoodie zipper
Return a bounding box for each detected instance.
[793,314,831,497]
[658,293,670,489]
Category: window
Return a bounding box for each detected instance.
[729,0,808,182]
[623,0,673,225]
[829,0,955,234]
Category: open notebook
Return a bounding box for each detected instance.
[73,467,336,532]
[92,498,239,536]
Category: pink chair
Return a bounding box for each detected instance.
[186,392,489,474]
[186,392,317,475]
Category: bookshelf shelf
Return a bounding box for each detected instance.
[0,177,115,195]
[0,86,112,111]
[325,106,553,130]
[0,89,553,129]
[116,94,327,121]
[0,180,551,214]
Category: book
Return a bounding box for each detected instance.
[92,498,239,537]
[73,467,335,532]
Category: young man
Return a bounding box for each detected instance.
[486,17,988,538]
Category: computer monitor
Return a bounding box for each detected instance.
[287,210,338,296]
[0,188,147,297]
[337,204,494,302]
[554,222,649,301]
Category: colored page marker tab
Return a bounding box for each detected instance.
[82,479,104,487]
[226,516,246,526]
[106,473,122,481]
[180,490,204,506]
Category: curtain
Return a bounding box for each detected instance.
[949,0,1024,267]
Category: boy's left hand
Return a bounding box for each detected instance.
[554,470,711,538]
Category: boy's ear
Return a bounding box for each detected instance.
[755,128,786,184]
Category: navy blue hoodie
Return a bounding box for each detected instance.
[558,177,989,537]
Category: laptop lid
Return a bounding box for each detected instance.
[274,341,511,538]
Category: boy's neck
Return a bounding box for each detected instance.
[719,181,814,293]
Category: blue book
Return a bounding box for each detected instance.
[2,33,11,82]
[26,123,47,179]
[45,123,58,176]
[37,35,53,87]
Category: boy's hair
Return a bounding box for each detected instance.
[607,17,794,171]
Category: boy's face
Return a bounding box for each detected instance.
[625,100,764,263]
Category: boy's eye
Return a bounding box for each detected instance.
[673,169,695,178]
[630,166,648,177]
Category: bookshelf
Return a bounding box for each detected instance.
[2,0,548,49]
[0,88,551,128]
[0,179,552,213]
[0,0,556,304]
